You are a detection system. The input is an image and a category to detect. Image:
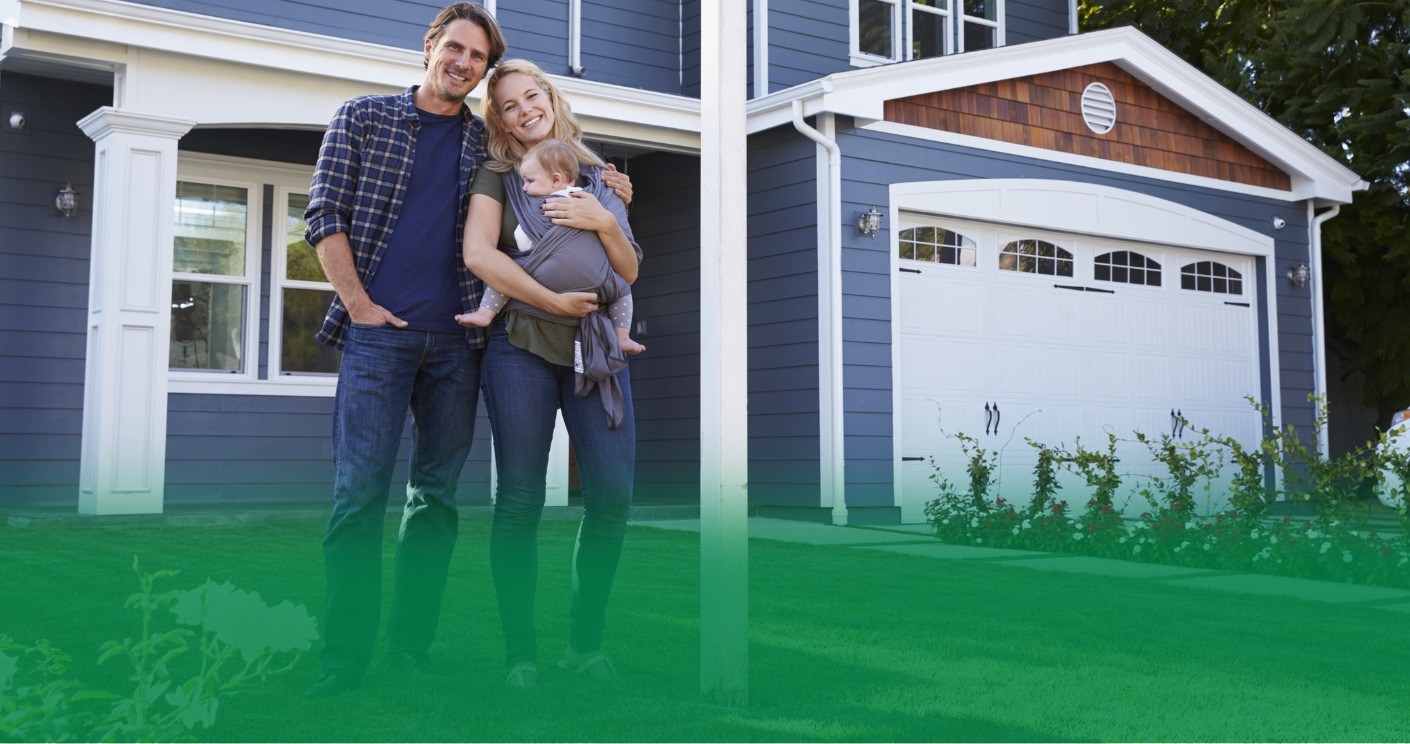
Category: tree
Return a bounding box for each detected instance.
[1081,0,1410,425]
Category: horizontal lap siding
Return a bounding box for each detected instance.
[1005,0,1071,45]
[166,393,493,505]
[748,127,821,507]
[839,121,1313,452]
[768,0,850,93]
[0,74,111,507]
[125,0,687,96]
[626,152,702,502]
[682,0,701,97]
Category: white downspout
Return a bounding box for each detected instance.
[752,0,768,97]
[792,99,847,526]
[569,0,586,76]
[1310,204,1340,458]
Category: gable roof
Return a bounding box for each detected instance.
[749,27,1365,204]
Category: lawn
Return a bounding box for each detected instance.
[2,515,1408,742]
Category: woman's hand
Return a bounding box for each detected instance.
[602,163,632,205]
[543,190,616,232]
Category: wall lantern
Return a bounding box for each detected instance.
[856,206,882,238]
[1286,262,1310,288]
[55,183,79,218]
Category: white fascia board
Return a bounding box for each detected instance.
[748,27,1365,203]
[9,0,700,148]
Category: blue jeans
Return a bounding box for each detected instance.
[482,321,634,667]
[319,324,482,676]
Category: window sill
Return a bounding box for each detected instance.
[169,376,337,397]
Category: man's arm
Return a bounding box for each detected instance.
[316,232,407,327]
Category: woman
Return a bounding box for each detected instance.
[462,59,638,689]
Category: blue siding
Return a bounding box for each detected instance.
[831,119,1318,498]
[747,125,823,507]
[125,0,687,95]
[621,152,702,502]
[1006,0,1071,45]
[0,73,111,508]
[682,0,701,97]
[768,0,850,92]
[166,393,493,505]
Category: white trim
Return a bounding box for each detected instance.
[750,27,1365,204]
[752,0,768,97]
[169,378,335,397]
[1310,204,1341,458]
[1069,0,1078,35]
[568,0,585,77]
[791,102,847,526]
[867,120,1304,202]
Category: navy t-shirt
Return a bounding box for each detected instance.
[367,108,464,333]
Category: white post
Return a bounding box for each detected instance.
[76,107,194,515]
[699,0,749,707]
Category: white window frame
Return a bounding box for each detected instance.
[851,0,1004,67]
[170,154,335,397]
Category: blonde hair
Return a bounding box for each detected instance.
[519,139,580,184]
[482,59,605,173]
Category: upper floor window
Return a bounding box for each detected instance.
[899,226,977,267]
[1095,250,1162,286]
[172,156,339,392]
[1180,261,1243,295]
[854,0,1004,64]
[1000,239,1073,277]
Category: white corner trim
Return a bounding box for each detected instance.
[892,179,1275,257]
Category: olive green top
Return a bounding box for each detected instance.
[469,167,578,367]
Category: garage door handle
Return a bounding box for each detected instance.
[1171,409,1186,439]
[985,402,1000,435]
[900,268,922,274]
[1054,284,1114,294]
[1225,301,1250,307]
[902,456,925,461]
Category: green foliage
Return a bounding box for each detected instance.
[1082,0,1410,418]
[0,558,315,742]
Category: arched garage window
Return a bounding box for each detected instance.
[899,226,977,267]
[1095,250,1161,286]
[999,239,1073,277]
[1180,261,1243,295]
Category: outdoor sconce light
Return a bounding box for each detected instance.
[55,183,79,218]
[1286,262,1310,288]
[856,206,883,238]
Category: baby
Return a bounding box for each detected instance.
[458,138,644,355]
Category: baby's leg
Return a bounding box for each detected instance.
[455,287,508,328]
[608,294,645,354]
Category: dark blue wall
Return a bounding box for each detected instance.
[624,151,703,502]
[125,0,688,95]
[0,73,111,507]
[746,124,823,506]
[767,0,850,93]
[1007,0,1071,45]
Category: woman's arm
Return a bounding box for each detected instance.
[463,193,599,317]
[542,190,639,284]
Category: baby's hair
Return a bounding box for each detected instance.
[519,138,580,184]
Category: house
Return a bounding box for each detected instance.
[0,0,1363,522]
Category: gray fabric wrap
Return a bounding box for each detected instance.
[501,166,639,429]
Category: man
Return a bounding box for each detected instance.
[300,3,505,699]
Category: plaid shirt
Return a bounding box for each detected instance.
[305,86,487,350]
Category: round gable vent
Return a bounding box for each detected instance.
[1081,82,1117,134]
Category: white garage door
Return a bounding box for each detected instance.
[897,217,1264,523]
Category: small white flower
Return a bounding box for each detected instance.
[975,537,983,544]
[1307,529,1322,540]
[970,518,980,528]
[1021,519,1032,529]
[1250,529,1261,540]
[1203,543,1211,551]
[1269,535,1279,545]
[942,519,951,525]
[1185,520,1198,531]
[1320,542,1331,554]
[1343,551,1353,564]
[1012,527,1020,536]
[1119,536,1128,544]
[1073,532,1085,541]
[1133,545,1142,554]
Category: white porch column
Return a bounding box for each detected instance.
[76,107,194,515]
[699,0,749,706]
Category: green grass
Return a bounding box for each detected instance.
[3,517,1409,742]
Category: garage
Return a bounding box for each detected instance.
[894,213,1266,523]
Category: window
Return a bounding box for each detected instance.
[853,0,1003,64]
[899,225,977,267]
[1000,239,1073,277]
[172,155,336,393]
[1180,261,1243,295]
[1095,250,1161,286]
